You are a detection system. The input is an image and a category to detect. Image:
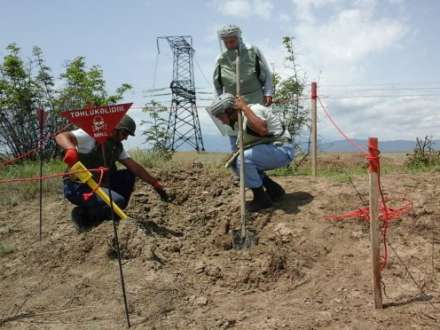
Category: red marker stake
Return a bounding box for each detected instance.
[368,137,383,309]
[311,81,318,176]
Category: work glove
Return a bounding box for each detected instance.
[152,181,170,202]
[63,148,79,167]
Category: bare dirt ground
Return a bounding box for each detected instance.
[1,161,440,329]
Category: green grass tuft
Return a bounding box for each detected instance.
[0,242,15,256]
[0,159,65,206]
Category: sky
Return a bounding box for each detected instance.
[1,0,439,150]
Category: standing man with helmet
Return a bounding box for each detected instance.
[213,24,274,184]
[214,24,273,108]
[56,115,170,232]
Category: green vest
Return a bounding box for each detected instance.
[78,139,123,185]
[216,46,265,105]
[224,126,288,169]
[241,119,286,148]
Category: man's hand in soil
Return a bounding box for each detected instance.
[153,181,171,202]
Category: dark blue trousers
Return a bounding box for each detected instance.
[64,169,136,220]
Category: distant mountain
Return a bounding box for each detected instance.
[175,134,230,152]
[164,135,438,153]
[200,135,230,152]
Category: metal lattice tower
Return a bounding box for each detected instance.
[157,35,205,152]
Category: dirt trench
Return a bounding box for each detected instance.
[1,165,440,329]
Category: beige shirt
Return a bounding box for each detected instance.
[229,104,291,146]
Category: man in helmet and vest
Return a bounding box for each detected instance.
[213,24,274,184]
[214,24,273,108]
[56,115,170,232]
[207,93,292,212]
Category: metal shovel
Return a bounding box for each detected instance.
[232,48,257,250]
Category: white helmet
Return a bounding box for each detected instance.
[218,24,242,39]
[207,93,235,116]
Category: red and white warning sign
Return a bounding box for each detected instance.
[61,103,133,144]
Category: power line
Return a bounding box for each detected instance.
[321,87,440,93]
[319,81,440,88]
[151,52,160,89]
[194,55,212,88]
[320,94,440,100]
[144,87,169,93]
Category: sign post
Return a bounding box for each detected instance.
[36,108,48,241]
[61,103,133,327]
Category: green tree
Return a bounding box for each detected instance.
[272,36,309,167]
[141,100,172,158]
[0,44,132,161]
[0,44,52,158]
[406,136,440,168]
[32,46,63,157]
[57,56,131,110]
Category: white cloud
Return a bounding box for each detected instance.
[299,9,406,63]
[279,13,290,23]
[215,0,274,19]
[291,0,340,23]
[386,0,407,4]
[254,0,274,19]
[269,0,439,142]
[316,92,440,141]
[218,0,251,18]
[288,0,409,84]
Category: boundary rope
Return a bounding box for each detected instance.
[317,97,413,269]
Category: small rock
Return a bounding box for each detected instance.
[192,161,203,169]
[194,260,205,274]
[195,296,208,306]
[205,265,222,278]
[220,319,236,329]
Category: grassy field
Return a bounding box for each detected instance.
[0,149,438,205]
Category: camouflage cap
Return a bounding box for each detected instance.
[116,115,136,136]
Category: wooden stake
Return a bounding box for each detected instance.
[236,49,247,239]
[311,82,318,176]
[368,137,383,309]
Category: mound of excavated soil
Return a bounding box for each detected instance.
[1,164,440,329]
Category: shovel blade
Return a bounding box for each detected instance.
[232,229,257,250]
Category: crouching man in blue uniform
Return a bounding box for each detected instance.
[207,93,293,212]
